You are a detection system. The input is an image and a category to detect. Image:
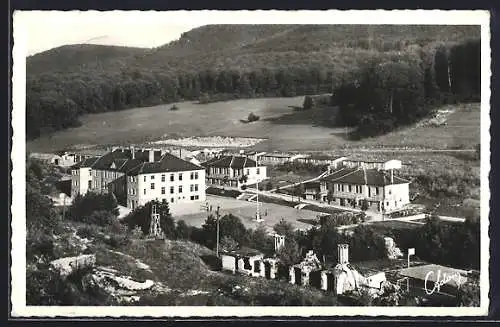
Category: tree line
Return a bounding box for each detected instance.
[26,39,479,140]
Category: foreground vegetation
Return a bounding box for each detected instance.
[26,158,480,306]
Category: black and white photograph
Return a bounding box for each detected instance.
[10,10,490,317]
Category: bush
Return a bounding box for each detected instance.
[68,193,119,226]
[170,104,179,111]
[247,112,260,122]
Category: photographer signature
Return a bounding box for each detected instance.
[424,270,465,295]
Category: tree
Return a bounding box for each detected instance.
[248,224,274,256]
[175,220,191,239]
[276,237,301,268]
[457,282,480,307]
[303,95,315,110]
[68,192,119,226]
[273,218,295,239]
[361,199,369,211]
[219,236,239,252]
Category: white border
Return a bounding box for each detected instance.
[11,10,491,317]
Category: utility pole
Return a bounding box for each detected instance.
[216,205,220,257]
[255,154,261,222]
[407,248,415,292]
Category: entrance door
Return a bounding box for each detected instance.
[294,267,302,285]
[265,262,271,279]
[327,273,335,291]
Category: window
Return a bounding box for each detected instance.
[388,189,392,195]
[170,174,174,182]
[88,181,92,188]
[144,176,146,182]
[179,186,183,193]
[151,175,155,180]
[195,184,198,191]
[195,172,199,179]
[190,172,194,180]
[151,183,155,190]
[348,185,352,192]
[190,195,195,200]
[246,169,249,175]
[194,195,199,200]
[170,186,174,194]
[179,173,183,181]
[376,187,380,195]
[190,184,194,192]
[161,187,165,195]
[144,189,146,195]
[161,174,165,182]
[257,168,260,175]
[89,170,91,176]
[170,198,174,203]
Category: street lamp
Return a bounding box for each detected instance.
[216,205,221,257]
[407,248,415,292]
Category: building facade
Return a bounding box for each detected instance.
[202,155,267,188]
[70,147,206,210]
[319,164,410,213]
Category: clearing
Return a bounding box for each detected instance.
[26,97,480,153]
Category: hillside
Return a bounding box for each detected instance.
[26,24,481,141]
[27,44,150,75]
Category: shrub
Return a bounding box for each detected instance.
[247,112,260,122]
[170,104,179,111]
[68,193,119,226]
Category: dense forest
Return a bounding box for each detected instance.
[26,25,480,140]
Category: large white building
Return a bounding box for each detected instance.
[70,147,206,210]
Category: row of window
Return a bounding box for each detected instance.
[210,167,260,175]
[130,172,200,183]
[130,184,200,195]
[335,184,382,196]
[129,195,200,209]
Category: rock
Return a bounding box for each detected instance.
[50,254,96,278]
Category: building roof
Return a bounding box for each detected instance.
[71,156,100,169]
[127,153,203,175]
[29,152,61,160]
[304,181,320,190]
[321,166,409,187]
[222,247,263,257]
[398,264,468,289]
[202,155,258,169]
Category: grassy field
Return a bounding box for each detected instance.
[26,97,480,153]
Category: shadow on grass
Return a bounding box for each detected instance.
[200,254,222,271]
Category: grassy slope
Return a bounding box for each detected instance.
[27,97,480,153]
[94,236,339,306]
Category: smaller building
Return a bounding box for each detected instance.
[289,250,323,288]
[295,155,347,167]
[29,152,62,166]
[303,181,321,200]
[221,248,264,277]
[202,155,267,188]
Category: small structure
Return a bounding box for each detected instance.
[398,264,468,296]
[221,248,264,277]
[148,203,165,240]
[321,244,387,295]
[289,250,323,288]
[257,258,279,280]
[274,233,285,252]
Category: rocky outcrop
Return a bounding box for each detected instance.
[384,237,403,260]
[49,254,96,278]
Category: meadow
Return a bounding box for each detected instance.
[26,97,480,153]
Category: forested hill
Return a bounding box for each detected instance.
[27,44,150,75]
[26,24,481,140]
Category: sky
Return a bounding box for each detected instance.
[17,11,201,56]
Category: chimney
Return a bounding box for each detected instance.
[130,145,135,159]
[179,148,182,158]
[338,244,349,265]
[149,149,155,162]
